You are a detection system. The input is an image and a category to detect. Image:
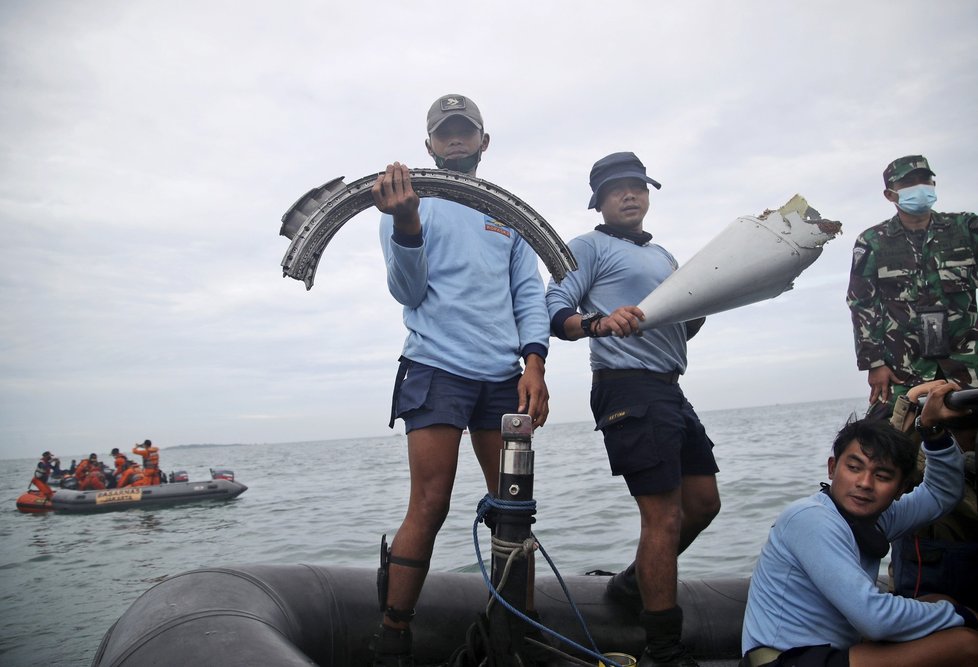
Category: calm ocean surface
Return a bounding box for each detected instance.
[0,397,868,666]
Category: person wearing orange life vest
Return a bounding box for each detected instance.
[110,448,128,475]
[76,453,107,490]
[73,453,94,480]
[116,461,136,488]
[109,447,129,487]
[117,461,150,488]
[132,439,160,485]
[29,451,59,499]
[131,467,152,487]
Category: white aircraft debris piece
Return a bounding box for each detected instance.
[636,194,842,331]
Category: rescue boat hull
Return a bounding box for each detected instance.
[91,564,746,666]
[16,479,247,514]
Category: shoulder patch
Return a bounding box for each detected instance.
[484,220,511,237]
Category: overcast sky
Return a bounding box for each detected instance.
[1,1,976,461]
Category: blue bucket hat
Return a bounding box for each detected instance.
[588,151,661,209]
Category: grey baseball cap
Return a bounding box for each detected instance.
[426,94,483,133]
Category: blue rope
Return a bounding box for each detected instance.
[473,494,623,667]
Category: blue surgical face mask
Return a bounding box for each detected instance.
[893,184,937,215]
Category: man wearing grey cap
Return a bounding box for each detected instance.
[369,95,550,665]
[546,152,719,666]
[847,155,978,407]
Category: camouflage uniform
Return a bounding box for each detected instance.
[847,210,978,397]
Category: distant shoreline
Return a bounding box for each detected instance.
[168,396,867,450]
[0,396,867,461]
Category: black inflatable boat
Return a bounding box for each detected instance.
[91,564,746,666]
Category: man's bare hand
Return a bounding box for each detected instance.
[372,162,421,234]
[906,380,950,404]
[597,305,645,338]
[919,380,970,426]
[518,355,549,428]
[868,365,898,404]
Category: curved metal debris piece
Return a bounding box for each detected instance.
[280,169,577,290]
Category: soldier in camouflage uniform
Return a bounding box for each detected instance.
[848,155,978,612]
[847,154,978,407]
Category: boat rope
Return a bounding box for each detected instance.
[484,535,536,615]
[469,494,625,667]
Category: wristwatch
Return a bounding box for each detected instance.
[914,414,946,440]
[580,312,606,338]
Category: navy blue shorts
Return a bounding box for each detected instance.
[743,645,849,667]
[389,357,520,433]
[590,374,718,496]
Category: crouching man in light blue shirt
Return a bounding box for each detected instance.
[742,381,978,667]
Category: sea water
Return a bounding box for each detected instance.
[0,397,867,666]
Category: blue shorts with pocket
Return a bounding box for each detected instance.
[590,373,718,496]
[389,357,521,433]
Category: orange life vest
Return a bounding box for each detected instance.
[113,454,127,474]
[78,468,106,490]
[130,473,152,487]
[75,459,96,479]
[118,466,144,488]
[132,445,159,470]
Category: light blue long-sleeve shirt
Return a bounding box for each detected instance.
[380,197,549,382]
[545,230,688,373]
[742,440,967,653]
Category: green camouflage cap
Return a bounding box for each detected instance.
[883,155,935,187]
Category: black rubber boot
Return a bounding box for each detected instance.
[605,561,643,614]
[371,624,415,667]
[636,607,698,667]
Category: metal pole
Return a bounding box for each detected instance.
[487,414,536,664]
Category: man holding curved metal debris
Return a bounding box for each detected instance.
[847,155,978,409]
[546,152,719,667]
[369,94,551,666]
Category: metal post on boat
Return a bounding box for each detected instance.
[488,413,536,663]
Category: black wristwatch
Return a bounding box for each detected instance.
[580,312,606,338]
[914,414,946,440]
